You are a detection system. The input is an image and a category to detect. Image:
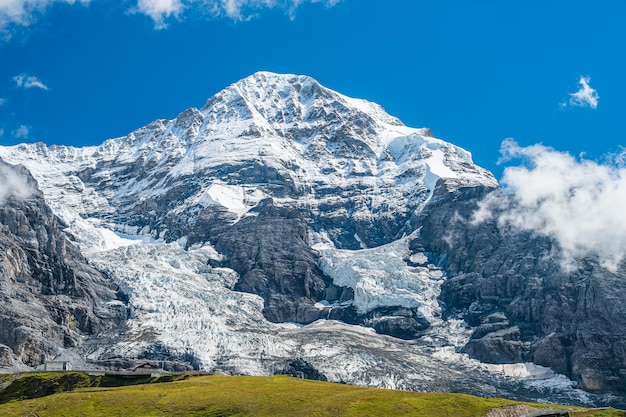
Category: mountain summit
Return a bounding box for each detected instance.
[0,71,495,250]
[0,73,623,407]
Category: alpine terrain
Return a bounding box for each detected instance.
[0,72,624,407]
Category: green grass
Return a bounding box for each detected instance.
[0,372,193,404]
[0,373,623,417]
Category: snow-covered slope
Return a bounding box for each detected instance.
[0,70,498,338]
[0,72,495,248]
[0,72,614,406]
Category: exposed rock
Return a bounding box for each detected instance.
[413,178,626,396]
[213,199,332,323]
[0,345,14,367]
[275,358,327,381]
[0,160,126,369]
[481,405,536,417]
[364,306,430,340]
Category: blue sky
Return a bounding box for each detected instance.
[0,0,624,179]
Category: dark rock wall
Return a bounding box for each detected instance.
[413,179,626,396]
[210,199,333,324]
[0,160,125,368]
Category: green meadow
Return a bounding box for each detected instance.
[0,373,623,417]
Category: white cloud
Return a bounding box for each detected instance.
[227,0,341,20]
[216,0,276,20]
[0,164,34,205]
[0,0,89,32]
[565,76,599,109]
[1,0,341,33]
[0,128,4,136]
[0,98,6,105]
[13,124,29,138]
[474,139,626,271]
[136,0,342,26]
[13,73,48,90]
[135,0,184,29]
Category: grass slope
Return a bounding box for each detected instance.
[0,374,624,417]
[0,372,191,404]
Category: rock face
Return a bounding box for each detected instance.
[0,160,125,368]
[212,199,333,323]
[412,178,626,395]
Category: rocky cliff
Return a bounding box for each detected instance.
[412,178,626,395]
[0,160,125,369]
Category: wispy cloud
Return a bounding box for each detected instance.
[135,0,342,27]
[214,0,278,20]
[0,128,4,136]
[474,139,626,271]
[13,73,49,90]
[0,0,90,33]
[135,0,184,29]
[563,76,599,109]
[0,98,6,106]
[210,0,342,21]
[13,125,29,138]
[2,0,342,33]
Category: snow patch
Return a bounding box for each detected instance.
[195,182,248,216]
[319,236,443,321]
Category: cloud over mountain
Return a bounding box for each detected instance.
[0,163,33,204]
[474,139,626,271]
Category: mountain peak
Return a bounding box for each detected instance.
[202,71,405,128]
[0,71,497,252]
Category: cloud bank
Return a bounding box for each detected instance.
[1,0,342,32]
[13,73,48,90]
[565,76,599,109]
[474,139,626,271]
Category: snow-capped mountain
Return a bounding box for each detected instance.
[0,72,623,407]
[0,72,495,327]
[0,72,493,247]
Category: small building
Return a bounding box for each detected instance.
[44,361,73,371]
[133,362,159,372]
[132,362,163,377]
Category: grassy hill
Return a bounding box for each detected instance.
[0,373,624,417]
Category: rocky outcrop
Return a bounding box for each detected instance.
[481,405,536,417]
[412,178,626,396]
[0,160,126,369]
[275,358,327,381]
[211,199,333,324]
